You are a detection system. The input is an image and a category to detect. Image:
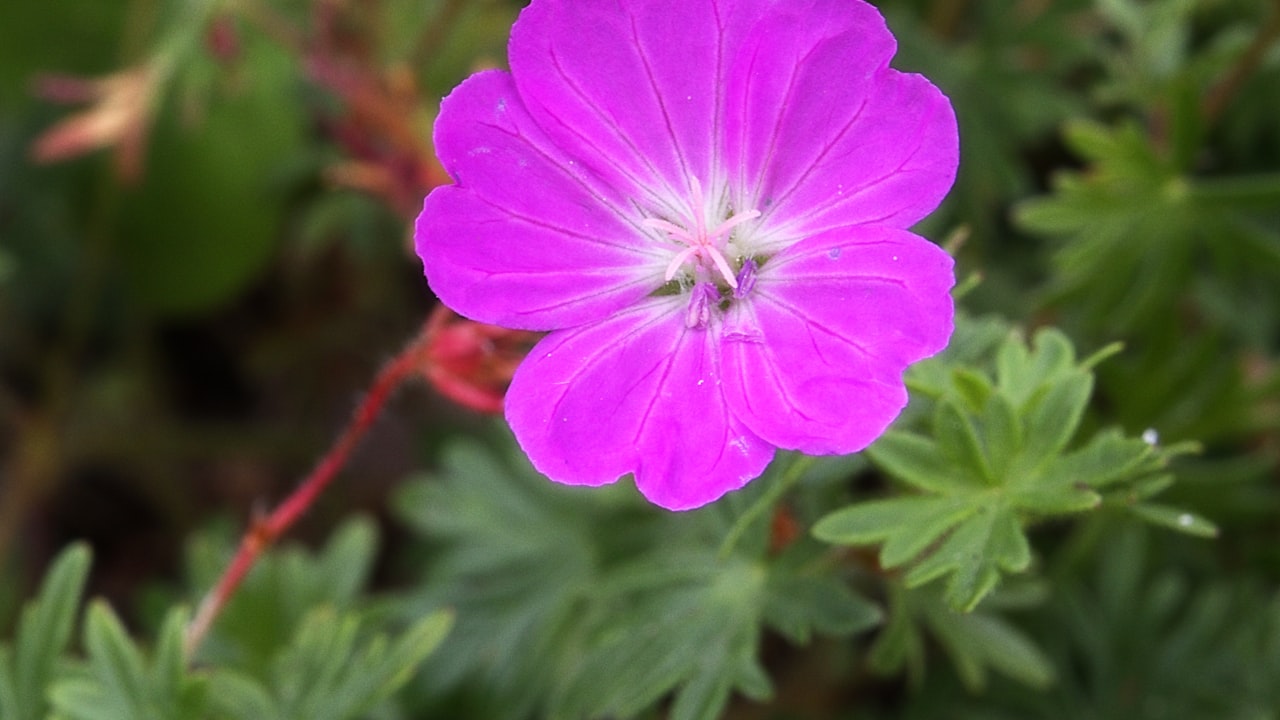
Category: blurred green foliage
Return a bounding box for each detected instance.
[391,441,880,720]
[0,536,451,720]
[3,0,1280,718]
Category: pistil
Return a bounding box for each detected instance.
[644,178,760,289]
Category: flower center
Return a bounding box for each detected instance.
[643,178,760,289]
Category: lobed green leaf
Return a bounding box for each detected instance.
[865,431,964,495]
[7,543,91,720]
[821,321,1205,614]
[814,496,976,570]
[1020,372,1094,465]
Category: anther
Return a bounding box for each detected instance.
[685,282,718,329]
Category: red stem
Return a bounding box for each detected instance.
[1203,0,1280,126]
[184,318,442,659]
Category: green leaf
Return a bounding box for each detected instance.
[949,367,994,412]
[559,559,765,720]
[7,543,91,720]
[1021,372,1094,464]
[85,602,149,707]
[271,609,360,719]
[1044,428,1154,489]
[814,496,976,569]
[979,393,1023,479]
[763,574,882,643]
[731,658,773,702]
[371,610,454,700]
[207,670,278,720]
[273,607,452,720]
[924,605,1055,691]
[934,399,996,483]
[870,581,1053,692]
[1123,473,1176,501]
[866,584,927,685]
[823,323,1202,612]
[151,609,205,717]
[1012,485,1102,514]
[865,431,963,494]
[905,313,1012,399]
[1129,503,1219,538]
[190,517,381,674]
[1015,115,1279,347]
[51,602,150,720]
[904,507,1030,612]
[398,435,786,720]
[47,680,111,720]
[996,329,1077,406]
[316,517,379,608]
[669,671,733,720]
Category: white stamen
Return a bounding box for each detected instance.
[644,178,758,288]
[664,247,699,282]
[643,217,694,243]
[707,209,761,238]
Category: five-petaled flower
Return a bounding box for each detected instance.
[416,0,958,510]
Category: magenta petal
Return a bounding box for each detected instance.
[506,298,773,511]
[722,0,893,200]
[724,2,956,243]
[630,331,774,512]
[722,227,954,454]
[417,0,962,511]
[508,0,768,202]
[417,71,662,330]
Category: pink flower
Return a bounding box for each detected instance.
[415,0,958,510]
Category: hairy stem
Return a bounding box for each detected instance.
[183,316,443,659]
[1203,0,1280,125]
